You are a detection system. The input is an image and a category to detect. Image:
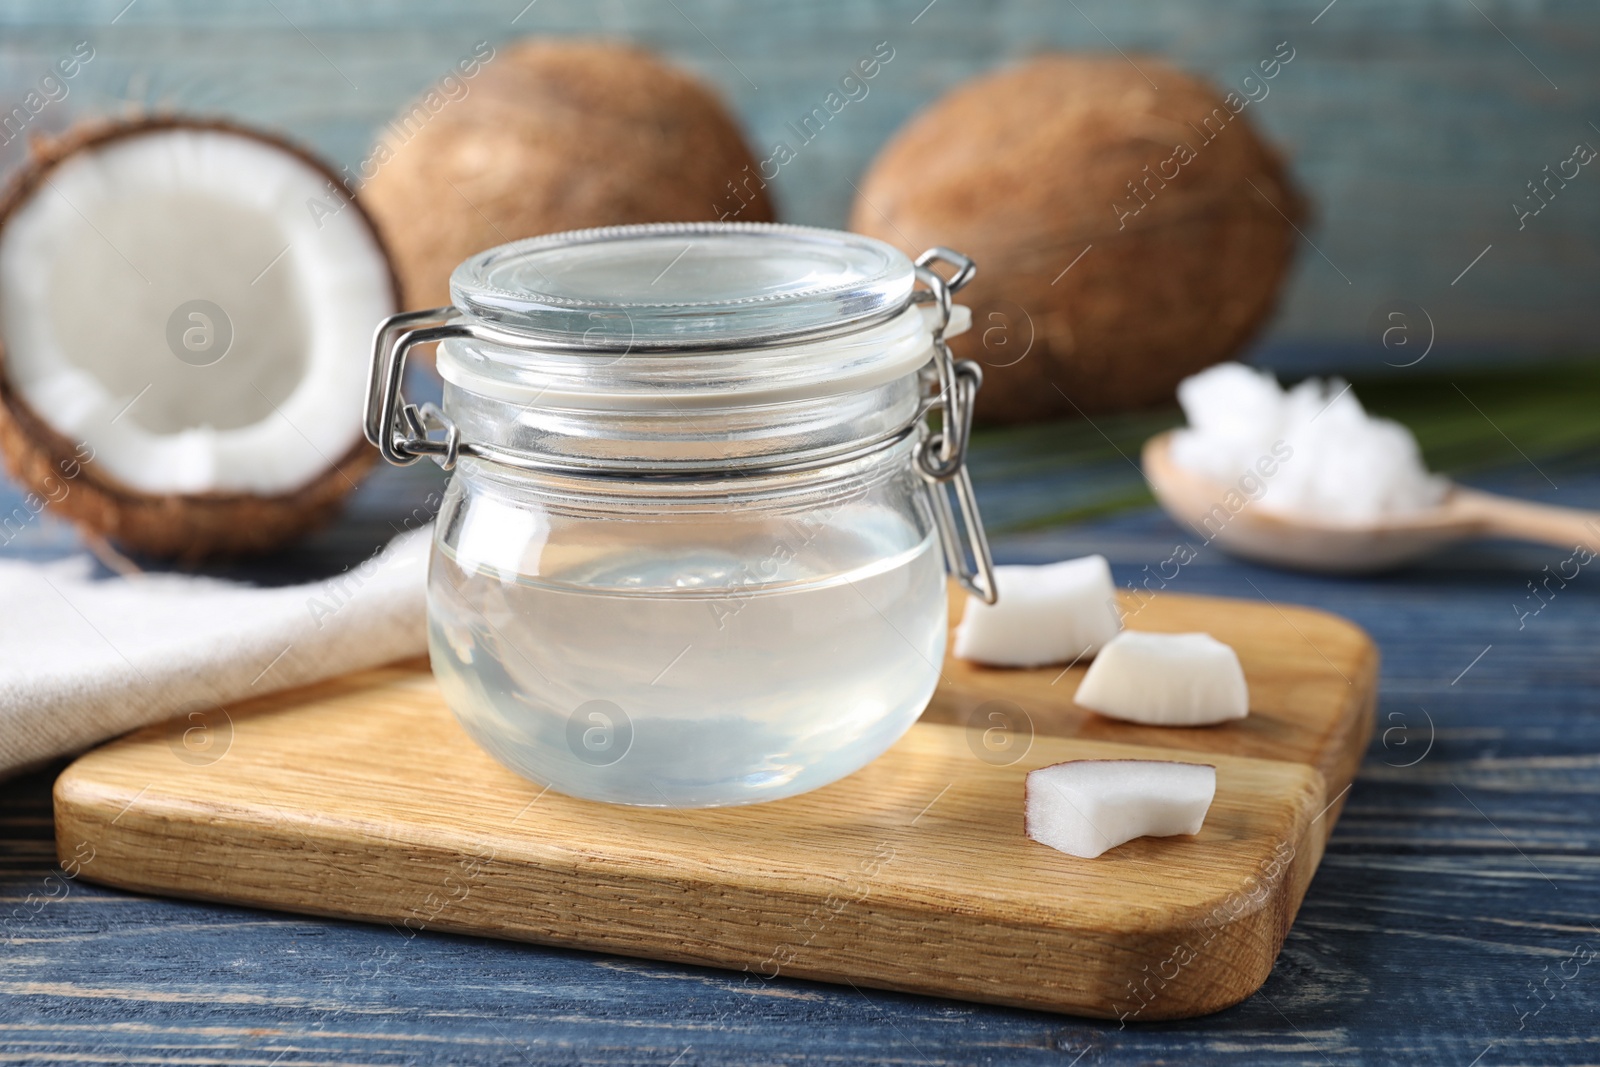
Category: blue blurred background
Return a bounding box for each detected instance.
[0,0,1595,378]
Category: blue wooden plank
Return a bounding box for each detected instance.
[4,450,1599,1064]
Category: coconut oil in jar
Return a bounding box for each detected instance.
[366,222,996,807]
[427,446,947,807]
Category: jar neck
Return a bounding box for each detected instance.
[440,370,927,477]
[451,433,925,513]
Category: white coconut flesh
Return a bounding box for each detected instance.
[1073,630,1250,726]
[953,555,1122,668]
[1025,759,1217,860]
[0,128,393,495]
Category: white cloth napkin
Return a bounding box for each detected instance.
[0,526,431,779]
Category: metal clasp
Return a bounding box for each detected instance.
[913,247,998,605]
[364,306,470,469]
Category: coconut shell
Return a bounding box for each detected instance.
[850,55,1308,423]
[0,116,395,561]
[362,39,776,314]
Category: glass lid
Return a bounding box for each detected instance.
[449,222,917,351]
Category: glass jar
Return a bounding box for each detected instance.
[365,223,995,807]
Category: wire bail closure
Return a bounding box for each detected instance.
[362,244,998,604]
[364,306,469,469]
[910,248,998,605]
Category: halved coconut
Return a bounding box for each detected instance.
[0,117,398,559]
[1025,759,1216,859]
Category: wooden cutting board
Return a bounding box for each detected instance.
[54,586,1376,1021]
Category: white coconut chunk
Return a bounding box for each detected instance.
[1025,759,1216,859]
[0,127,393,495]
[953,556,1121,667]
[1073,630,1248,726]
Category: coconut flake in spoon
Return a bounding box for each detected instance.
[1170,362,1447,524]
[953,556,1121,667]
[1073,630,1249,726]
[1025,760,1217,859]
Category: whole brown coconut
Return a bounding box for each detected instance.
[362,39,775,313]
[851,55,1307,423]
[0,117,396,560]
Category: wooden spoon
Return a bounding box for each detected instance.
[1141,431,1600,573]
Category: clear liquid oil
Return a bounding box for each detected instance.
[428,501,947,807]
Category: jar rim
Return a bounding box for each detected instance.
[448,222,917,352]
[435,303,969,411]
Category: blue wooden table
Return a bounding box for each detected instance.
[3,435,1599,1065]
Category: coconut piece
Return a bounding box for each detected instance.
[362,39,775,319]
[0,117,397,559]
[953,556,1120,668]
[850,55,1305,423]
[1073,631,1249,726]
[1025,759,1216,859]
